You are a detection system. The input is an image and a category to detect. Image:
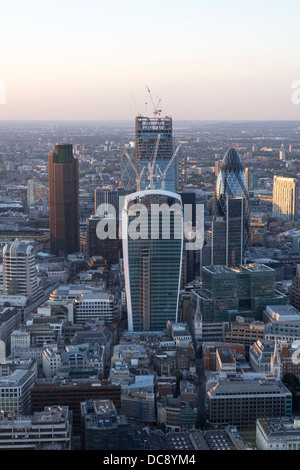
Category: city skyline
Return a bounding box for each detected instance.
[1,0,300,121]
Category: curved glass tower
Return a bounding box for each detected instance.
[122,190,183,331]
[214,147,250,249]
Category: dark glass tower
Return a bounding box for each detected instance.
[212,197,245,267]
[214,147,250,252]
[48,143,79,257]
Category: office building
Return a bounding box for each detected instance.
[121,392,156,423]
[245,167,258,190]
[249,339,276,373]
[123,190,183,331]
[207,374,292,430]
[0,405,72,450]
[31,379,121,436]
[135,116,179,192]
[86,215,120,265]
[212,197,245,266]
[214,147,250,250]
[185,264,287,327]
[250,218,268,247]
[256,416,300,450]
[94,187,129,219]
[48,143,79,257]
[224,316,265,356]
[0,360,37,416]
[156,397,198,432]
[3,240,40,304]
[264,304,300,342]
[80,399,142,450]
[272,176,299,222]
[290,265,300,311]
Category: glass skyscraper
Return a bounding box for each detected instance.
[48,143,79,257]
[122,190,183,331]
[135,116,180,192]
[214,147,250,251]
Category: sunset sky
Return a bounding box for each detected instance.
[1,0,300,120]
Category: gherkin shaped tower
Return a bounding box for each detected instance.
[214,147,250,250]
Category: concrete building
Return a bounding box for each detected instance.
[157,397,198,432]
[207,374,292,430]
[264,304,300,342]
[0,360,37,416]
[0,405,72,450]
[272,176,299,222]
[216,348,237,373]
[80,399,142,450]
[121,391,156,423]
[256,416,300,450]
[42,345,62,378]
[249,339,276,373]
[31,379,122,436]
[3,240,40,304]
[223,316,265,356]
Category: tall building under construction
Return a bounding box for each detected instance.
[135,116,180,192]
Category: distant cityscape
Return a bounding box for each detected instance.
[1,117,300,451]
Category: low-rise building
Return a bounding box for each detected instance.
[80,399,142,450]
[0,405,72,450]
[249,339,276,373]
[256,416,300,450]
[207,373,292,430]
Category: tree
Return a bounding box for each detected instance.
[171,369,183,382]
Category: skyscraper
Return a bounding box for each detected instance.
[212,197,245,267]
[122,190,183,331]
[290,265,300,312]
[214,147,250,252]
[3,240,39,303]
[272,176,299,222]
[48,143,79,257]
[86,215,120,265]
[135,116,180,192]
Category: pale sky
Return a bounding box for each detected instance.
[1,0,300,120]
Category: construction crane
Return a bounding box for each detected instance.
[146,86,162,117]
[156,144,181,190]
[130,93,140,116]
[123,150,145,192]
[147,133,161,190]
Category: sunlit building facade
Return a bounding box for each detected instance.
[272,176,299,222]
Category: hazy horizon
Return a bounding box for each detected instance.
[1,0,300,121]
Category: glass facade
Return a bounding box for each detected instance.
[135,116,179,192]
[48,143,79,257]
[214,148,250,250]
[123,190,183,331]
